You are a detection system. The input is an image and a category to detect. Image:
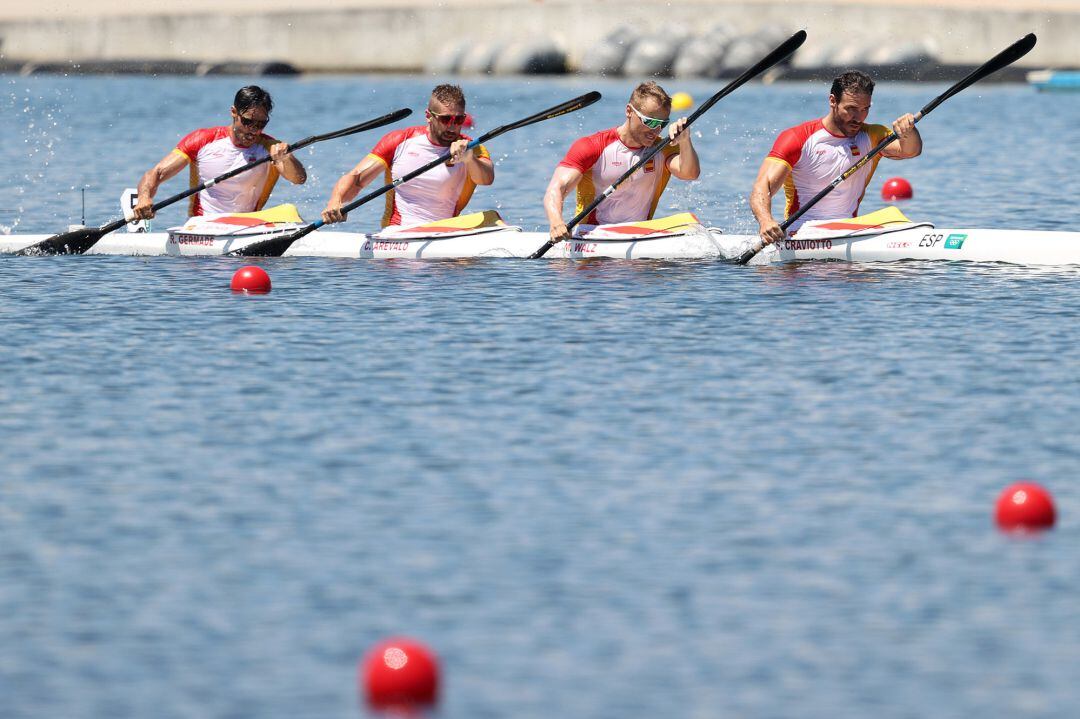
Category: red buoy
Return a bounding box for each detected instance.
[881,177,913,201]
[360,637,439,708]
[995,482,1056,531]
[462,113,475,129]
[230,266,271,294]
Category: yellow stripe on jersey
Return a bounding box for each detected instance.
[855,123,891,210]
[783,173,798,220]
[574,169,597,221]
[380,162,395,229]
[366,152,390,169]
[453,144,490,217]
[188,160,199,217]
[254,136,280,211]
[866,123,892,147]
[647,144,680,220]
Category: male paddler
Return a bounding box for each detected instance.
[544,81,700,243]
[133,86,307,219]
[321,84,494,228]
[750,70,922,244]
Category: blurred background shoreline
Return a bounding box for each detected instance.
[1,0,1077,79]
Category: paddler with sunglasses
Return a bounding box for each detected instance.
[321,84,494,227]
[132,85,306,219]
[544,81,699,243]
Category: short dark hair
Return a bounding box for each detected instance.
[830,71,875,100]
[430,84,466,109]
[234,86,273,115]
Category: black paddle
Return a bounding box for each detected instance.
[231,91,603,257]
[16,108,413,256]
[528,30,808,260]
[732,32,1038,265]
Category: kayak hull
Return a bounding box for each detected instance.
[2,224,1079,266]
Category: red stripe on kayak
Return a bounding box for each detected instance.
[812,221,886,230]
[597,214,700,235]
[404,224,478,233]
[215,216,273,227]
[602,225,660,235]
[601,224,692,235]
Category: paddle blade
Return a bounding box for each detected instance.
[15,227,106,256]
[484,91,602,139]
[229,237,288,257]
[537,90,602,122]
[730,240,767,265]
[228,223,319,257]
[295,107,413,150]
[338,107,412,137]
[921,33,1036,116]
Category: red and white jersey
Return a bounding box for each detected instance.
[367,126,490,227]
[766,118,891,232]
[173,127,279,216]
[558,128,680,225]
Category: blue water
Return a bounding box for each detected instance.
[1,75,1079,718]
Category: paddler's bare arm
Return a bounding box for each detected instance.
[321,157,385,224]
[882,113,922,160]
[269,142,307,185]
[448,140,494,186]
[133,152,189,220]
[543,165,583,243]
[750,158,791,245]
[665,117,700,181]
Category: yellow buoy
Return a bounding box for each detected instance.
[671,91,694,111]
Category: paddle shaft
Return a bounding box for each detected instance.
[145,109,413,222]
[232,91,603,257]
[288,135,498,243]
[779,123,912,235]
[527,30,808,260]
[733,33,1038,265]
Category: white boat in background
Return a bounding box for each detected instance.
[2,206,1078,266]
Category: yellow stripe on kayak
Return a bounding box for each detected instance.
[813,206,911,230]
[218,204,305,225]
[595,212,702,235]
[404,210,506,233]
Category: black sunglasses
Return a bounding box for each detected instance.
[426,110,467,125]
[237,114,268,131]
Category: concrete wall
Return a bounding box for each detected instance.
[1,1,1077,70]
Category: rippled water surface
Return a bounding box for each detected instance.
[1,74,1079,718]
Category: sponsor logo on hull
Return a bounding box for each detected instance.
[944,233,967,250]
[170,234,217,246]
[783,239,833,251]
[362,240,412,252]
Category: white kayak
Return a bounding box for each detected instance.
[3,206,1079,266]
